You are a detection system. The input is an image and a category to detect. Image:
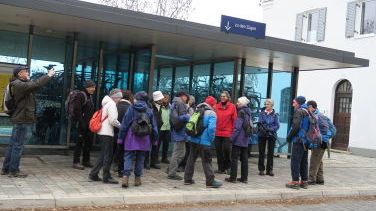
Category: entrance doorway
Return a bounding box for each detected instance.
[332,80,352,151]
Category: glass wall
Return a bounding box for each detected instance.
[271,70,292,154]
[159,67,173,95]
[192,64,210,104]
[133,49,151,93]
[212,62,234,99]
[174,66,190,94]
[0,30,28,64]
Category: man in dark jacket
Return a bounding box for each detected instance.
[1,66,55,178]
[71,80,96,170]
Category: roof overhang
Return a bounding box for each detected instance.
[0,0,369,71]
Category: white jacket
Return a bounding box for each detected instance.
[97,95,121,137]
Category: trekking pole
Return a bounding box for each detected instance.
[327,138,331,158]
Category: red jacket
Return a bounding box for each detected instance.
[215,102,237,137]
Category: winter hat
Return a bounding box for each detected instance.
[13,66,29,77]
[134,91,149,102]
[294,96,306,105]
[153,91,164,102]
[109,88,123,98]
[238,96,250,106]
[205,96,217,108]
[83,80,96,88]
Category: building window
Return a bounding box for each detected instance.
[346,0,376,37]
[295,8,327,43]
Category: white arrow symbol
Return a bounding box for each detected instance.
[225,21,231,31]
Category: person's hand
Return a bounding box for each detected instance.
[47,68,56,77]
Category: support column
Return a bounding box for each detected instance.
[96,41,104,109]
[208,62,214,96]
[26,25,34,67]
[288,66,299,154]
[188,64,193,94]
[238,58,246,97]
[148,45,156,94]
[232,58,241,101]
[171,65,176,96]
[128,51,135,91]
[266,62,274,98]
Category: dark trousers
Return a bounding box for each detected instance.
[184,143,215,185]
[89,135,114,181]
[291,142,309,181]
[114,143,125,175]
[158,130,170,160]
[258,136,276,173]
[73,128,93,164]
[214,136,232,171]
[179,142,191,168]
[230,145,248,181]
[145,145,159,166]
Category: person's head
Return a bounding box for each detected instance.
[109,88,123,104]
[237,96,250,107]
[13,66,29,81]
[153,91,164,105]
[306,100,318,112]
[293,96,306,109]
[205,96,217,108]
[264,99,274,110]
[188,95,195,106]
[176,91,189,103]
[134,91,149,103]
[83,80,96,94]
[122,90,134,103]
[162,93,170,105]
[220,91,231,103]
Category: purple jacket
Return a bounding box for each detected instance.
[232,106,252,147]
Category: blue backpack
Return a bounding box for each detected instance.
[326,117,336,138]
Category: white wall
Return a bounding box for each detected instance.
[262,0,376,150]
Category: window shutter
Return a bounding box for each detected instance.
[317,8,327,41]
[345,1,357,38]
[295,13,304,42]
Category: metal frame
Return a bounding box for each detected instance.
[266,62,274,98]
[238,58,246,97]
[287,66,300,154]
[208,62,215,96]
[148,45,156,94]
[232,58,241,101]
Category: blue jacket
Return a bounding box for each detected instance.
[170,97,190,142]
[189,103,217,146]
[257,108,280,137]
[232,106,252,147]
[287,104,310,144]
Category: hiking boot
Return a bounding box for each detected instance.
[103,178,119,184]
[184,179,195,185]
[150,164,161,169]
[82,162,94,168]
[236,178,248,184]
[206,181,222,188]
[286,181,300,189]
[135,176,142,186]
[122,176,129,188]
[259,171,265,176]
[307,180,316,185]
[88,175,102,182]
[177,167,185,172]
[300,181,308,189]
[1,168,9,175]
[168,174,183,180]
[215,170,225,174]
[161,159,170,164]
[73,163,85,170]
[266,171,274,176]
[225,177,236,183]
[8,171,28,178]
[316,180,325,185]
[118,172,123,178]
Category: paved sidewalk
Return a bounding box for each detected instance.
[1,152,376,209]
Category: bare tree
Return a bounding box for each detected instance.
[98,0,194,20]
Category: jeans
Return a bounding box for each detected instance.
[309,147,326,182]
[230,145,248,181]
[89,135,113,181]
[291,142,309,181]
[168,141,186,176]
[114,143,125,175]
[73,128,93,164]
[2,124,33,172]
[184,143,215,185]
[158,130,170,160]
[214,136,232,171]
[123,151,146,177]
[258,136,276,173]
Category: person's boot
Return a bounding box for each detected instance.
[88,175,102,182]
[300,181,308,189]
[1,168,9,175]
[122,176,129,188]
[82,162,94,168]
[286,181,300,189]
[8,171,28,178]
[72,163,85,170]
[150,164,161,169]
[266,171,274,176]
[184,179,195,185]
[236,178,248,184]
[161,158,170,164]
[206,181,222,188]
[168,174,183,180]
[316,180,325,185]
[259,171,265,176]
[103,177,119,184]
[135,176,142,186]
[307,180,316,185]
[224,177,236,183]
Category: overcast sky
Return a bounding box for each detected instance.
[81,0,263,26]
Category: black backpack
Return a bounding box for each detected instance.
[66,90,88,118]
[131,111,152,137]
[170,103,185,131]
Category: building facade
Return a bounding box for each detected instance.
[262,0,375,155]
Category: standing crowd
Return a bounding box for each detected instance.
[1,66,336,191]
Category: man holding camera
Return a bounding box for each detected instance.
[1,66,56,178]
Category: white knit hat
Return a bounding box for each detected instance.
[153,91,164,102]
[238,96,250,106]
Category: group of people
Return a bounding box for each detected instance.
[1,66,335,191]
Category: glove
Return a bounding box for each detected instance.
[321,142,328,149]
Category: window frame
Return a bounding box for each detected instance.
[353,0,376,38]
[300,10,321,44]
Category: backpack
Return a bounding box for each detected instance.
[301,108,322,145]
[67,90,88,118]
[240,110,253,137]
[130,111,152,137]
[170,103,185,130]
[2,83,16,116]
[89,108,108,133]
[186,106,207,137]
[327,118,336,138]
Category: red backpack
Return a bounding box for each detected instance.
[89,108,108,133]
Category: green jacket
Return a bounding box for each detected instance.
[10,75,52,124]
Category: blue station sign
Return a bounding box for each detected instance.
[220,15,266,39]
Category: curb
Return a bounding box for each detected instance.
[1,187,376,209]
